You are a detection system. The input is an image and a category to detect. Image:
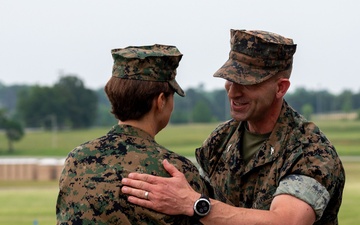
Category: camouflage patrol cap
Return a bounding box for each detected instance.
[214,29,297,85]
[111,44,185,97]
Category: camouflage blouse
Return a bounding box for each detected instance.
[56,124,206,225]
[196,100,345,225]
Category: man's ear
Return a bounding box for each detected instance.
[276,78,290,98]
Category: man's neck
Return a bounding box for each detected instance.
[247,100,283,134]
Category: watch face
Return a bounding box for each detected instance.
[195,199,210,216]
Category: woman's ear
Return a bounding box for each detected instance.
[156,93,166,111]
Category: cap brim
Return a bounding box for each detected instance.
[213,58,278,85]
[168,79,185,97]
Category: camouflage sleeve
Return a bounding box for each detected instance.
[273,174,330,221]
[195,120,239,177]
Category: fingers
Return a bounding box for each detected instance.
[121,185,150,200]
[124,160,180,184]
[127,194,155,210]
[121,177,152,192]
[126,172,158,184]
[121,172,166,205]
[121,165,195,216]
[120,183,160,212]
[124,186,185,216]
[162,159,182,177]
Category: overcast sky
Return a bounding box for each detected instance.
[1,0,359,94]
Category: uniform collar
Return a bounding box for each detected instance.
[109,124,154,141]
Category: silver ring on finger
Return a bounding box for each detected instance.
[144,191,149,200]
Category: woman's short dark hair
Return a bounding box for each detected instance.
[104,77,174,121]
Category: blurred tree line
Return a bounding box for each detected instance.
[0,109,24,152]
[1,74,360,132]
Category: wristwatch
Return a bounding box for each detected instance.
[192,194,211,221]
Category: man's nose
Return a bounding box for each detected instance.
[227,82,244,97]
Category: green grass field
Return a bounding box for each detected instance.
[0,181,57,225]
[0,120,359,224]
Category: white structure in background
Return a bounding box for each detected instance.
[0,157,65,181]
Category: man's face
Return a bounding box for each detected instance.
[224,77,279,123]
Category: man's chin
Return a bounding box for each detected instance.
[230,112,247,122]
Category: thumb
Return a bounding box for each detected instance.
[163,159,182,177]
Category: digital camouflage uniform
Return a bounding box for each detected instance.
[196,30,345,224]
[56,45,206,224]
[57,124,206,225]
[196,101,345,224]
